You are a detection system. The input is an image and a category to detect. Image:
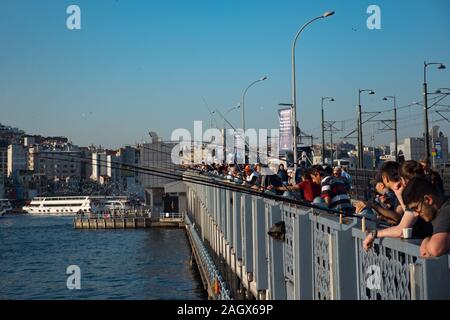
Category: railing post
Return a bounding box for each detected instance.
[265,200,286,300]
[241,194,253,274]
[252,197,268,294]
[232,192,242,260]
[221,189,227,239]
[423,256,450,299]
[226,189,233,244]
[292,207,313,299]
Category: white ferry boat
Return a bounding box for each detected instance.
[22,196,133,215]
[0,199,13,216]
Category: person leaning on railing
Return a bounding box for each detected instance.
[271,168,320,202]
[309,165,354,213]
[355,161,403,225]
[403,177,450,257]
[363,161,435,252]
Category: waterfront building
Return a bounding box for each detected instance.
[0,140,8,182]
[91,151,109,181]
[7,144,28,179]
[139,132,178,214]
[29,145,82,181]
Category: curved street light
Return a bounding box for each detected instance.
[224,104,241,128]
[241,76,268,164]
[321,96,334,164]
[291,11,335,168]
[241,76,268,132]
[383,95,398,161]
[357,89,375,168]
[423,61,446,160]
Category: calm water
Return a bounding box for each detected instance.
[0,215,206,300]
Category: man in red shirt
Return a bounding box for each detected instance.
[271,168,320,202]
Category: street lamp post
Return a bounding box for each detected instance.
[357,89,375,168]
[209,110,216,129]
[224,104,241,129]
[223,104,240,163]
[321,96,334,164]
[383,95,398,161]
[423,61,446,161]
[291,11,335,169]
[241,76,267,164]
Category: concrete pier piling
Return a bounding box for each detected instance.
[74,214,185,229]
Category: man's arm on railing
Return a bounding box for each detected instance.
[363,211,419,251]
[371,203,403,225]
[377,211,419,238]
[420,233,450,257]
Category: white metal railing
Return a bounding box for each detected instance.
[184,171,450,300]
[159,212,185,219]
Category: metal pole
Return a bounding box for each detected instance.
[330,125,334,166]
[357,90,363,168]
[241,78,266,164]
[394,96,398,162]
[423,62,430,161]
[291,15,325,170]
[371,125,375,169]
[321,97,325,164]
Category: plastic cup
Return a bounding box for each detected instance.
[402,228,413,239]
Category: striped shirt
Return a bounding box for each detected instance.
[321,176,354,213]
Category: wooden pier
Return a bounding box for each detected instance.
[74,214,185,230]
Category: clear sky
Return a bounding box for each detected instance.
[0,0,449,149]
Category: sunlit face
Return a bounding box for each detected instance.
[420,161,430,171]
[310,173,321,185]
[375,182,386,194]
[408,195,437,222]
[333,168,342,177]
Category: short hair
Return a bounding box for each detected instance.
[303,168,313,181]
[399,160,424,181]
[403,177,440,206]
[310,166,327,177]
[380,161,400,182]
[419,158,430,165]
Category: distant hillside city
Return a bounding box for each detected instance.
[0,123,182,214]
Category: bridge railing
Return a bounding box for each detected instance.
[183,171,450,300]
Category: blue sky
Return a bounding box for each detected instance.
[0,0,449,148]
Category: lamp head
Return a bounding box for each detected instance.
[330,98,335,102]
[369,90,375,95]
[323,11,335,18]
[260,76,268,81]
[438,64,446,70]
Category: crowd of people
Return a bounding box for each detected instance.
[193,160,354,211]
[361,158,449,258]
[191,157,450,257]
